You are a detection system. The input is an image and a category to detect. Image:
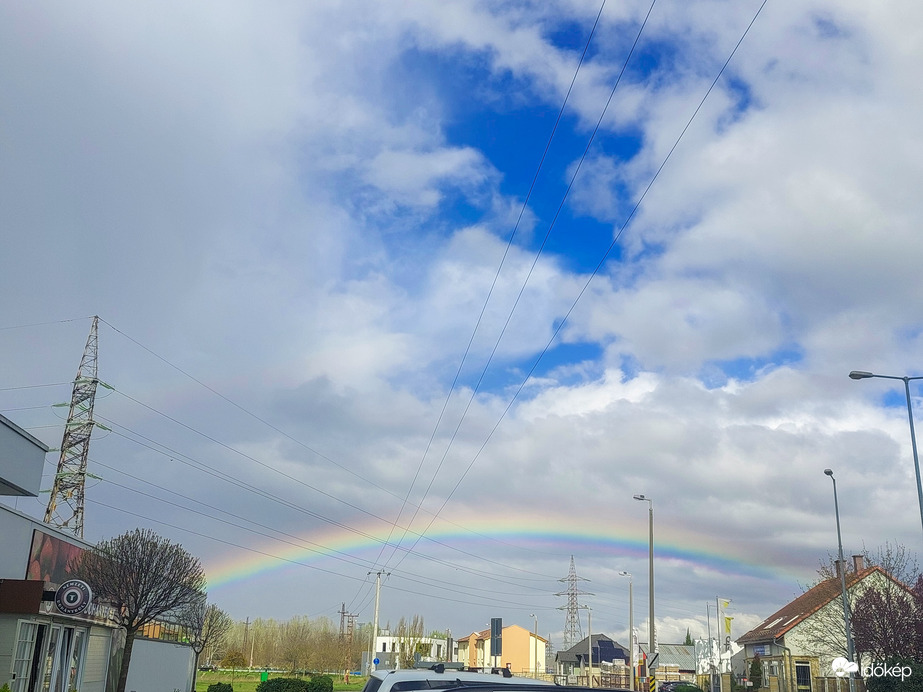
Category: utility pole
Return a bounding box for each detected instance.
[341,603,358,681]
[45,316,101,537]
[368,570,389,673]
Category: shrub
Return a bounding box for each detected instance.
[308,675,334,692]
[207,684,233,692]
[256,678,310,692]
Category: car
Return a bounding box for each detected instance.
[447,684,631,692]
[360,664,555,692]
[659,683,703,692]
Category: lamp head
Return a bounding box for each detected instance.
[618,571,631,577]
[824,468,834,477]
[633,494,647,501]
[849,370,874,380]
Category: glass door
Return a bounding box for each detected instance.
[11,621,40,692]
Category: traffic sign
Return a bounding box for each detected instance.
[648,653,659,672]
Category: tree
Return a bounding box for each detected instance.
[396,615,425,669]
[684,628,693,646]
[222,650,247,683]
[749,655,763,689]
[180,598,233,692]
[76,528,206,692]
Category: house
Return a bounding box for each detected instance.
[639,643,696,683]
[370,631,451,669]
[738,555,902,692]
[457,624,547,676]
[556,633,631,686]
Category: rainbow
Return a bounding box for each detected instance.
[202,510,789,591]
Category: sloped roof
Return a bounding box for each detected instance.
[738,566,902,643]
[638,644,695,671]
[457,628,490,643]
[557,634,629,664]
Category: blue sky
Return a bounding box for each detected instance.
[3,0,923,653]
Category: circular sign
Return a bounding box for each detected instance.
[373,658,380,666]
[55,579,93,615]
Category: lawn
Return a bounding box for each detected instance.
[195,670,368,692]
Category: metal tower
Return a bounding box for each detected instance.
[44,316,100,537]
[556,555,592,650]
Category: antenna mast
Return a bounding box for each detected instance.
[556,555,592,650]
[44,316,100,537]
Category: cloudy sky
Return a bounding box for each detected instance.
[3,0,923,652]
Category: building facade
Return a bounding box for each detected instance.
[457,624,547,676]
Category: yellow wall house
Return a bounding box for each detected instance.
[457,624,547,677]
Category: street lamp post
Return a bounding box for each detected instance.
[633,495,655,656]
[618,571,635,692]
[824,469,857,692]
[531,614,539,678]
[849,370,923,538]
[579,605,593,689]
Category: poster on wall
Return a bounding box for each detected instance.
[26,529,86,587]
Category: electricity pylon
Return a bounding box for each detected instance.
[44,316,100,537]
[556,555,592,650]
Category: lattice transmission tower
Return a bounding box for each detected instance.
[556,555,592,650]
[44,316,100,538]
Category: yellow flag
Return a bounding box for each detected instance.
[724,616,733,635]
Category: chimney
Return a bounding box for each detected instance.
[834,559,844,579]
[853,555,865,572]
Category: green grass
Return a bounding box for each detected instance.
[195,671,367,692]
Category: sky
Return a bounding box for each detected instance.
[3,0,923,654]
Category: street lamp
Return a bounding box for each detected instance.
[824,468,856,692]
[849,370,923,538]
[633,495,655,660]
[618,571,635,692]
[530,613,538,678]
[579,605,593,688]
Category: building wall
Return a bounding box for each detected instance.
[0,414,48,497]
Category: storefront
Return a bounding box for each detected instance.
[0,513,122,692]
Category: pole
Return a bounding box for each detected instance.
[618,571,634,691]
[901,378,923,539]
[633,495,655,691]
[588,608,593,688]
[369,570,388,673]
[531,614,538,678]
[629,579,634,691]
[849,371,923,538]
[825,470,856,692]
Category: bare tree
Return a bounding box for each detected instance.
[180,598,233,691]
[396,615,425,669]
[76,528,206,692]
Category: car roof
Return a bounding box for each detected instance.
[365,668,554,692]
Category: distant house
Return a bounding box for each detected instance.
[556,634,631,686]
[738,555,905,692]
[456,624,547,676]
[638,643,696,683]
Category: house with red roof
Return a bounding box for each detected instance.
[737,555,907,692]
